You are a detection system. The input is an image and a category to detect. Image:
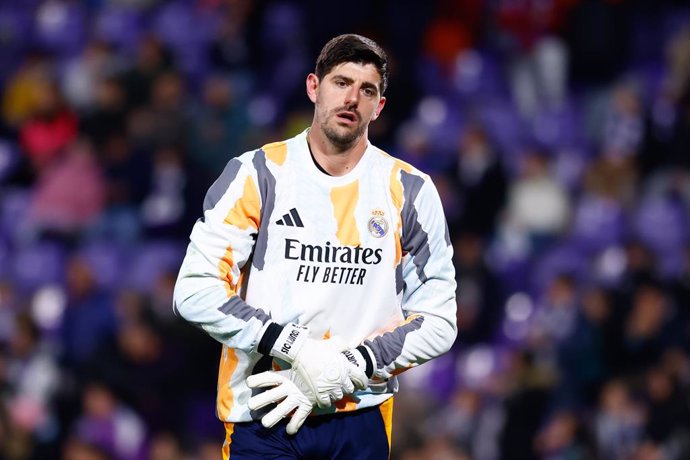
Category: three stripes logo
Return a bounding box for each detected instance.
[276,208,304,227]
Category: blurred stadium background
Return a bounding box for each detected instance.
[1,0,690,459]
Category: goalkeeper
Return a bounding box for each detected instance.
[174,33,457,460]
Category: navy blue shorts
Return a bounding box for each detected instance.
[222,398,393,460]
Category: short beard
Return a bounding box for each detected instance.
[318,107,366,151]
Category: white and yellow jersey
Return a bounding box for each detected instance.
[174,129,457,422]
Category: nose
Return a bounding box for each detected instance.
[344,85,360,107]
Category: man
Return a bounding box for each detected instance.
[174,34,457,459]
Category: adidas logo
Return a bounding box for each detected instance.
[276,208,304,227]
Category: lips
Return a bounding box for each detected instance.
[336,111,358,123]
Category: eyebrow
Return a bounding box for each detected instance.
[331,74,380,95]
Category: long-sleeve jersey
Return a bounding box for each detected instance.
[174,129,457,422]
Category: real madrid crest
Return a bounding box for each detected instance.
[368,209,388,238]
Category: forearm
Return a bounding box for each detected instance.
[363,299,457,380]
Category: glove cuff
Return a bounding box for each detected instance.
[342,345,375,379]
[356,345,376,378]
[265,322,310,362]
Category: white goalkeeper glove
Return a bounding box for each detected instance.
[257,323,376,408]
[247,370,312,435]
[340,345,375,391]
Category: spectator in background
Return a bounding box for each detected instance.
[121,35,174,111]
[601,81,645,162]
[498,350,555,460]
[71,382,147,460]
[621,281,683,374]
[558,286,614,405]
[503,147,571,253]
[61,40,125,114]
[140,145,186,238]
[595,379,645,460]
[534,410,592,459]
[448,124,508,236]
[19,79,78,175]
[80,78,129,150]
[208,0,256,80]
[62,438,113,460]
[93,132,151,243]
[2,52,54,128]
[492,0,570,118]
[564,0,631,88]
[87,316,185,437]
[453,231,504,345]
[61,256,117,370]
[528,273,580,354]
[147,72,190,150]
[188,75,251,176]
[640,367,690,457]
[5,313,60,457]
[26,139,105,241]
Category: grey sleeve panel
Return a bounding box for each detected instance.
[364,316,425,368]
[395,263,404,295]
[251,149,277,271]
[218,295,271,323]
[400,171,431,283]
[203,158,243,213]
[443,220,451,247]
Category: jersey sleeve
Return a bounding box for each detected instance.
[173,157,272,352]
[364,172,457,380]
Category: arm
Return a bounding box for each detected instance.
[364,172,458,380]
[173,154,356,408]
[173,158,271,351]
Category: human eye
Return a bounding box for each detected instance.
[362,87,376,97]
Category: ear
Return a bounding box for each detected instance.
[306,73,319,103]
[371,96,386,121]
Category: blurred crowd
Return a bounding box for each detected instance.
[1,0,690,459]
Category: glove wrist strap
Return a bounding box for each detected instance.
[356,345,375,378]
[268,323,310,362]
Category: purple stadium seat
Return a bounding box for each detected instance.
[570,195,627,253]
[125,241,185,292]
[153,0,217,76]
[0,189,31,243]
[33,0,87,56]
[531,243,590,293]
[0,238,10,279]
[0,141,19,183]
[632,196,687,254]
[77,241,131,290]
[531,102,585,150]
[12,242,66,292]
[93,6,144,52]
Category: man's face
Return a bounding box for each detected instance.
[308,62,386,149]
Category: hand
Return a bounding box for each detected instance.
[340,346,372,391]
[270,325,355,408]
[247,370,312,435]
[289,338,356,408]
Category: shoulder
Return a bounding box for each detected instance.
[369,144,430,182]
[228,137,292,170]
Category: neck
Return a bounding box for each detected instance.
[306,126,368,176]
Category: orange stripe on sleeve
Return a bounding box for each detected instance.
[389,165,408,266]
[263,141,288,165]
[217,346,239,421]
[224,176,261,231]
[218,246,235,297]
[219,176,261,297]
[330,180,361,246]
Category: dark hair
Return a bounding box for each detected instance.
[315,34,389,95]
